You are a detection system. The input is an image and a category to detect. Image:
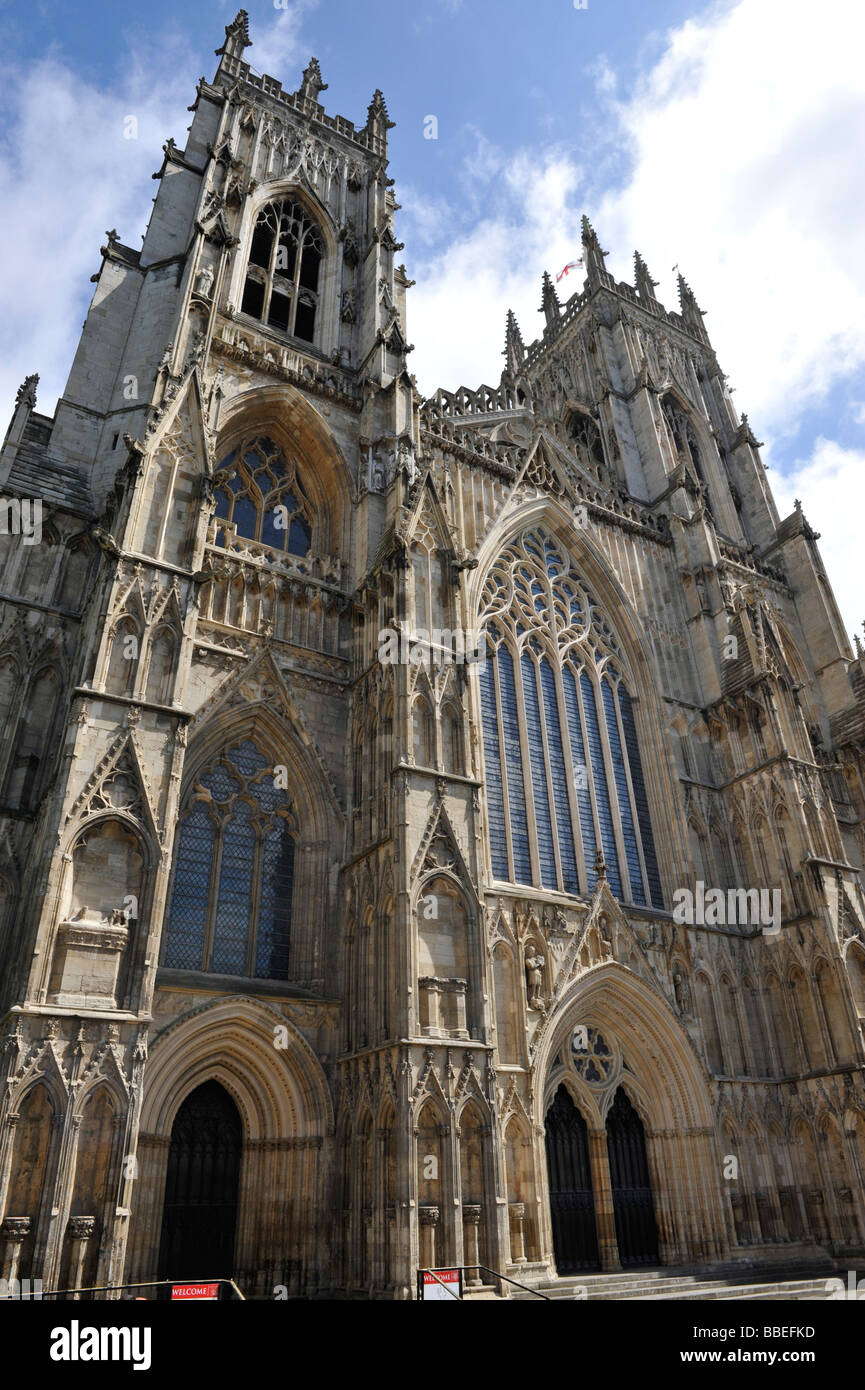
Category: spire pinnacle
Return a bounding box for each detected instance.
[677,271,707,335]
[366,89,395,148]
[215,10,252,61]
[503,309,526,375]
[634,250,658,301]
[540,271,561,330]
[580,215,609,281]
[299,57,328,104]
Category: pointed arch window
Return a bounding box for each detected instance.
[241,198,323,343]
[163,739,296,979]
[213,436,313,557]
[568,412,606,481]
[661,395,713,520]
[478,527,662,905]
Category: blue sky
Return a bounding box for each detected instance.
[1,0,864,639]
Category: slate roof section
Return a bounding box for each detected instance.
[6,438,95,517]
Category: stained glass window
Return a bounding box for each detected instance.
[163,739,297,978]
[478,527,662,906]
[212,437,313,557]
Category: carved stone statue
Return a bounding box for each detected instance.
[195,264,215,298]
[673,964,691,1015]
[525,945,545,1010]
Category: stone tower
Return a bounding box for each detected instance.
[1,12,864,1298]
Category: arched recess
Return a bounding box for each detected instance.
[441,701,463,776]
[64,1084,120,1292]
[458,1099,492,1276]
[2,1082,57,1280]
[104,618,140,699]
[164,703,342,988]
[415,872,472,1039]
[143,625,178,706]
[49,815,149,1011]
[503,1114,535,1261]
[535,962,726,1268]
[765,971,796,1075]
[416,1098,448,1267]
[818,1111,859,1244]
[721,1116,749,1245]
[767,1119,801,1240]
[814,958,849,1065]
[719,974,747,1075]
[55,535,96,612]
[694,971,724,1074]
[789,965,826,1070]
[3,665,62,811]
[377,1100,398,1288]
[468,498,682,909]
[129,996,332,1294]
[790,1115,826,1242]
[214,384,351,565]
[742,976,770,1076]
[412,693,434,767]
[492,943,519,1063]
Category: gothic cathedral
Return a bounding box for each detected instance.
[1,11,865,1299]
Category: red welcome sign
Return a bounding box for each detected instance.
[171,1282,219,1301]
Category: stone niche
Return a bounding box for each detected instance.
[48,819,143,1008]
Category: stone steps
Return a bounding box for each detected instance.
[503,1261,847,1301]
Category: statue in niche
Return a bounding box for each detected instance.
[524,944,545,1010]
[195,264,215,298]
[673,964,691,1015]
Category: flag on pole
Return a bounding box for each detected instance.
[556,258,584,282]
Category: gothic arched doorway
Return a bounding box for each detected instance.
[544,1084,600,1272]
[605,1088,658,1266]
[158,1081,242,1280]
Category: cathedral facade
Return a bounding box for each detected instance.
[2,10,865,1299]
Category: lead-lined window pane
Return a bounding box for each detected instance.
[499,646,532,884]
[602,677,644,904]
[521,652,557,888]
[480,654,508,879]
[163,808,213,970]
[541,658,579,893]
[580,670,623,898]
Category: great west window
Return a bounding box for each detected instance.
[478,527,662,907]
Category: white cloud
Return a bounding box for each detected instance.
[595,0,865,432]
[403,0,865,638]
[0,4,315,426]
[771,437,865,644]
[403,146,585,391]
[249,0,319,80]
[0,50,194,423]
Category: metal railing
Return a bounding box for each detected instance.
[2,1277,246,1301]
[418,1266,550,1300]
